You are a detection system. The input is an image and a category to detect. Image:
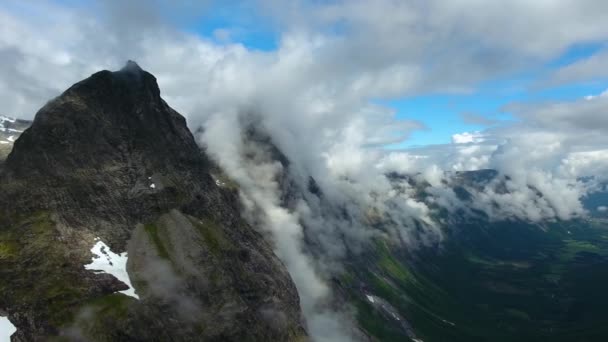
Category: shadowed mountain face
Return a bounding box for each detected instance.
[0,62,306,341]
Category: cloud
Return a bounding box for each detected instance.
[212,28,232,43]
[452,131,486,144]
[4,0,608,118]
[506,91,608,133]
[460,112,500,126]
[376,88,608,222]
[585,88,608,100]
[543,48,608,86]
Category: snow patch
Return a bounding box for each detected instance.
[147,176,157,189]
[0,116,15,124]
[598,206,607,212]
[365,294,375,304]
[7,136,15,142]
[0,316,16,341]
[441,318,456,326]
[84,238,139,299]
[0,141,8,145]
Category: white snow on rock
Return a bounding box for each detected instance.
[7,136,15,142]
[0,316,16,341]
[0,116,15,133]
[0,116,15,124]
[84,238,139,299]
[149,183,156,189]
[366,294,375,303]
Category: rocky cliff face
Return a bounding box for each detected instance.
[0,61,306,341]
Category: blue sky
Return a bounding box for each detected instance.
[176,3,608,147]
[384,44,608,147]
[386,74,608,147]
[172,1,279,51]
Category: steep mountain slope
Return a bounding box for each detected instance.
[0,62,306,341]
[337,173,608,342]
[340,215,608,342]
[221,124,608,341]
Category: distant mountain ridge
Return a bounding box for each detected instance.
[0,115,30,161]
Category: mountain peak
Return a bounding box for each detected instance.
[6,62,188,176]
[58,61,162,111]
[122,59,143,73]
[0,65,306,341]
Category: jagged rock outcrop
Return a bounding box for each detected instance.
[0,61,307,341]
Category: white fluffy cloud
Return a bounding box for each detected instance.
[376,87,608,222]
[452,131,485,144]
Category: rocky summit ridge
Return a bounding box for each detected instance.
[0,61,307,341]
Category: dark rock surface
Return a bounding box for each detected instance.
[0,61,307,341]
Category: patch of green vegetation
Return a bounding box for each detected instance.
[0,240,18,259]
[467,253,531,269]
[339,270,356,286]
[354,297,410,341]
[505,308,531,321]
[189,217,230,255]
[369,272,405,306]
[70,293,135,341]
[349,218,608,342]
[375,240,412,283]
[212,172,239,190]
[86,293,133,318]
[558,239,602,262]
[144,223,170,260]
[0,211,92,328]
